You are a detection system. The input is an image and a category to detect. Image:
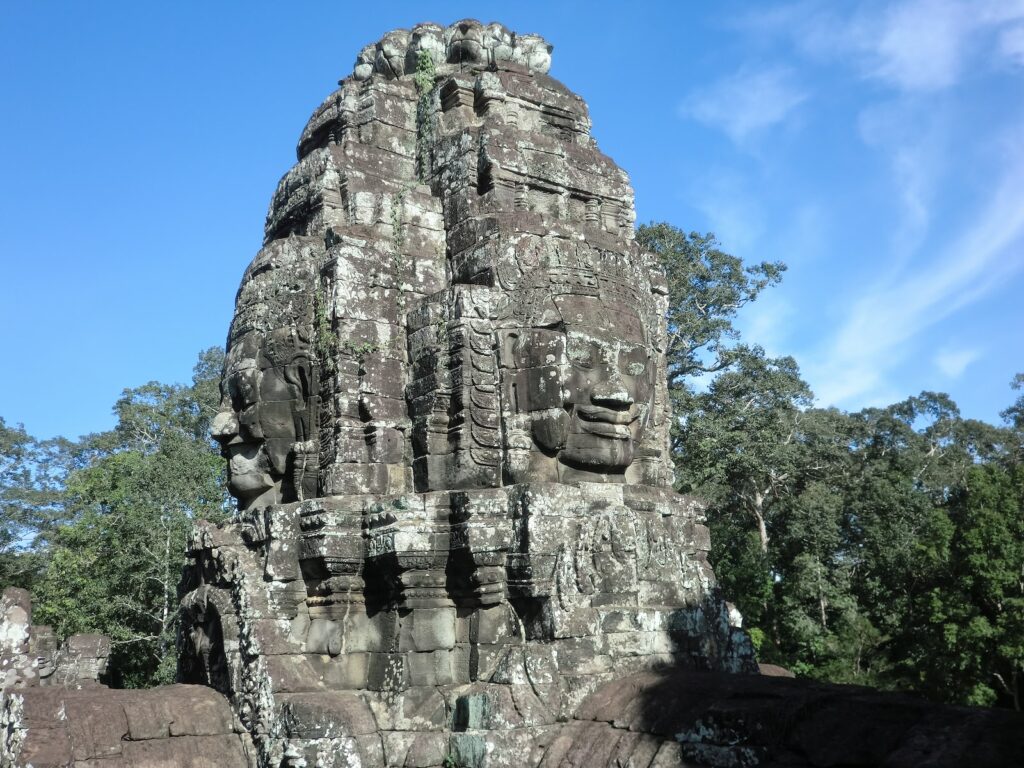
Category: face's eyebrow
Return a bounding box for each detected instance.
[619,341,650,355]
[565,327,622,346]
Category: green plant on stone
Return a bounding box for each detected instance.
[413,49,435,95]
[434,308,449,347]
[388,185,413,315]
[340,340,383,368]
[413,49,436,182]
[313,284,338,375]
[390,186,408,257]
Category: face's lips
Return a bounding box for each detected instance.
[228,452,255,475]
[223,442,275,499]
[575,404,639,425]
[225,442,268,474]
[579,420,631,439]
[574,404,640,440]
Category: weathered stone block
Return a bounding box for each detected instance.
[65,696,128,761]
[472,604,509,645]
[265,654,319,694]
[381,730,416,767]
[280,691,378,738]
[366,652,408,691]
[404,731,448,767]
[400,606,456,652]
[321,651,370,689]
[122,734,254,766]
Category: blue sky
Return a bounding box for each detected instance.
[2,1,1022,440]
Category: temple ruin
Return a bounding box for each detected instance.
[3,20,1022,768]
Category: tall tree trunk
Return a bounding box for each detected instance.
[1014,668,1020,712]
[752,489,768,554]
[159,513,170,663]
[817,562,828,629]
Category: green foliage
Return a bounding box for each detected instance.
[686,375,1022,701]
[413,49,436,97]
[1001,373,1024,462]
[414,49,437,182]
[25,348,229,687]
[313,283,338,375]
[650,218,1022,708]
[388,183,414,308]
[0,418,44,589]
[636,224,784,387]
[747,626,766,653]
[341,339,385,365]
[0,419,80,590]
[898,462,1024,708]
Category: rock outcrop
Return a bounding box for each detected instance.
[558,670,1024,768]
[1,588,257,766]
[3,684,257,767]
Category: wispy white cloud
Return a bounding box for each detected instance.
[867,0,973,91]
[682,66,808,144]
[689,169,766,256]
[738,293,795,359]
[999,24,1024,66]
[733,205,824,354]
[935,347,982,378]
[857,100,950,262]
[742,0,1024,92]
[807,137,1024,407]
[692,1,1024,411]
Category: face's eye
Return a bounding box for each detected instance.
[566,337,594,368]
[225,377,243,412]
[621,346,649,377]
[228,367,260,411]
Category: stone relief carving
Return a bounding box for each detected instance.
[210,238,321,509]
[1,587,111,691]
[178,21,753,767]
[491,241,663,484]
[6,20,1014,768]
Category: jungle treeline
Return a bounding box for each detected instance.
[2,223,1020,708]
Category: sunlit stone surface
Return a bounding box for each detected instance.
[7,21,1019,768]
[180,19,753,767]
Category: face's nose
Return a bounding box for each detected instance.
[211,410,240,445]
[590,372,634,409]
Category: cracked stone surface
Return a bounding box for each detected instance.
[177,18,753,767]
[2,683,257,767]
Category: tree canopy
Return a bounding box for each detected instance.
[645,222,1022,709]
[1,227,1020,707]
[2,348,228,687]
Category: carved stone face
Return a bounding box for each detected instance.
[211,328,317,509]
[500,294,655,480]
[212,346,278,509]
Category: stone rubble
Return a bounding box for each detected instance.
[1,587,110,692]
[1,587,256,766]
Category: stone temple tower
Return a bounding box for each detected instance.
[178,20,753,767]
[4,19,1021,768]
